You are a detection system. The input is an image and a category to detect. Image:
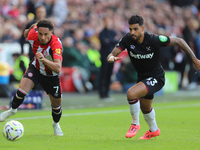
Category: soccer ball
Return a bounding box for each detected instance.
[2,120,24,141]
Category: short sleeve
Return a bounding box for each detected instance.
[51,38,63,60]
[152,34,170,48]
[27,26,37,40]
[116,35,127,51]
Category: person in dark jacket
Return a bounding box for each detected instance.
[98,16,119,100]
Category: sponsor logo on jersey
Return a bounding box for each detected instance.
[55,48,61,54]
[130,45,135,49]
[55,48,61,56]
[130,51,154,59]
[159,35,167,42]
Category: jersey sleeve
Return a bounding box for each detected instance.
[51,37,63,61]
[115,35,128,51]
[27,26,37,41]
[151,34,170,48]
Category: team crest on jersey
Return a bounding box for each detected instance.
[130,45,135,49]
[28,72,33,77]
[43,49,48,57]
[146,46,151,51]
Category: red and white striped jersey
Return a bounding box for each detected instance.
[27,26,63,76]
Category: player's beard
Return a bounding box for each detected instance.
[132,33,142,42]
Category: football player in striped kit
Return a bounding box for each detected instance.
[0,19,63,136]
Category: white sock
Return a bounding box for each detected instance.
[53,121,59,125]
[129,101,140,125]
[10,108,17,113]
[143,108,158,132]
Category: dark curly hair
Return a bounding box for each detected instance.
[37,19,54,31]
[128,15,144,26]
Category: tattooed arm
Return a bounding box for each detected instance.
[107,47,122,63]
[169,36,200,71]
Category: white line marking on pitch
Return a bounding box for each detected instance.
[9,103,200,121]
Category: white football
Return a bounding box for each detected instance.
[2,120,24,141]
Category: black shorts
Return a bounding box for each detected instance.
[23,64,62,98]
[137,76,165,99]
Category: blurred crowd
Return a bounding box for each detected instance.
[1,0,200,92]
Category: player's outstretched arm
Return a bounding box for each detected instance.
[23,23,37,38]
[169,36,200,71]
[107,47,122,63]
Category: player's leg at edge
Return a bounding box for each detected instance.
[139,98,160,140]
[52,105,63,136]
[125,98,140,138]
[0,77,33,122]
[49,94,63,136]
[0,88,27,122]
[125,82,146,138]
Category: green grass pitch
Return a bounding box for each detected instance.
[0,92,200,150]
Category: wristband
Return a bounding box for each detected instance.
[109,56,114,59]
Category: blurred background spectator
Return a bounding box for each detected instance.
[98,15,119,100]
[1,0,200,93]
[20,4,47,61]
[9,52,29,85]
